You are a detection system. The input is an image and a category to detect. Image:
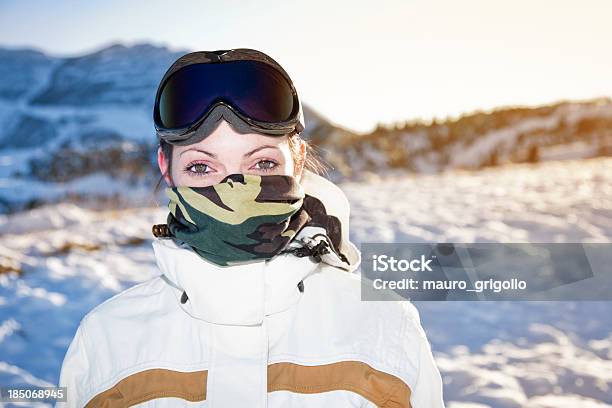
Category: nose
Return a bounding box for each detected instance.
[223,167,243,177]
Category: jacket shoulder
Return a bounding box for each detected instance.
[77,275,179,360]
[82,275,168,324]
[312,264,427,337]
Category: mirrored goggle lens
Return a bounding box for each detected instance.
[156,60,296,129]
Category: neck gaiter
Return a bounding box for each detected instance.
[164,173,310,266]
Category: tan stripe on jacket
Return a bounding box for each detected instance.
[84,361,411,407]
[268,361,412,408]
[84,368,207,407]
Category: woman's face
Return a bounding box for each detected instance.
[158,120,305,187]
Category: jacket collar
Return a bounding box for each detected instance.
[152,226,324,325]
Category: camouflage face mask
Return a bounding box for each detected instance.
[164,173,310,266]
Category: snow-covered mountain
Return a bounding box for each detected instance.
[1,156,611,407]
[0,42,611,214]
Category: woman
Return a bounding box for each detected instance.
[57,49,445,407]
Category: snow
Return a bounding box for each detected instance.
[539,141,599,162]
[0,156,611,407]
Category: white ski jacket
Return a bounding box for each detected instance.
[57,170,445,408]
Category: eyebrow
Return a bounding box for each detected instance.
[179,145,280,159]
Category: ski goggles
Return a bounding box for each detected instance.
[153,49,305,145]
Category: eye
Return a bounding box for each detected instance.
[184,161,211,176]
[252,159,278,172]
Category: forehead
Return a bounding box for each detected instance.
[173,121,290,155]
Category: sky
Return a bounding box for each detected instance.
[1,0,611,134]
